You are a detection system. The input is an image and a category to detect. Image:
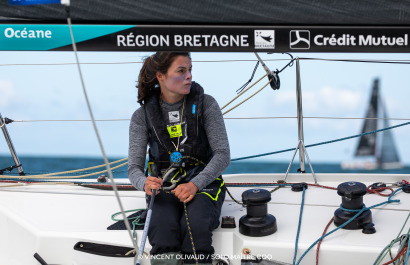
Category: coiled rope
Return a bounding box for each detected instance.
[373,213,410,265]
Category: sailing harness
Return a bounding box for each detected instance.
[144,82,212,173]
[144,81,223,198]
[143,82,226,264]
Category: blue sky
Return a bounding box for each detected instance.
[1,51,409,164]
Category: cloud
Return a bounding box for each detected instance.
[302,86,363,115]
[0,80,16,108]
[272,85,363,116]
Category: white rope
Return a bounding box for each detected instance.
[220,74,267,110]
[66,13,137,251]
[222,80,271,116]
[0,161,128,179]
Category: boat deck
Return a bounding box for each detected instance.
[0,173,409,265]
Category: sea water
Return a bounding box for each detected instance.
[0,155,409,180]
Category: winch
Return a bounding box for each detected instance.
[239,189,277,237]
[334,181,374,233]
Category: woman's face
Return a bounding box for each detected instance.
[157,55,192,101]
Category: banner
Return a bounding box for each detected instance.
[1,24,410,52]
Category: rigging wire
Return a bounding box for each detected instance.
[2,57,410,67]
[2,118,409,177]
[64,6,137,251]
[5,116,410,123]
[299,57,410,64]
[230,120,410,161]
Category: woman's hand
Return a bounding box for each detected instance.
[144,176,163,195]
[172,182,199,203]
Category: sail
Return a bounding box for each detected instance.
[355,79,379,157]
[379,105,401,164]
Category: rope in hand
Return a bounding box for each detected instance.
[161,157,207,265]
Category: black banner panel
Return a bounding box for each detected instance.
[1,24,409,52]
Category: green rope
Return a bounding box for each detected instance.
[373,213,410,265]
[111,208,146,238]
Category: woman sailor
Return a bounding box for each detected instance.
[128,52,230,265]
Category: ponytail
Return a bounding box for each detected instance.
[137,52,191,105]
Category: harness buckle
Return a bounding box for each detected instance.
[170,151,184,168]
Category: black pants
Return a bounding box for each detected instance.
[148,181,226,264]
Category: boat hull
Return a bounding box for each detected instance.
[0,173,409,265]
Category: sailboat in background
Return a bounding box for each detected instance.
[342,78,403,170]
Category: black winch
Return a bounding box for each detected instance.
[239,189,277,237]
[334,181,374,233]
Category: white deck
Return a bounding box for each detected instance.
[0,173,409,265]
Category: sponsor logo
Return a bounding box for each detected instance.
[290,30,310,49]
[167,124,182,138]
[168,111,180,123]
[254,30,275,49]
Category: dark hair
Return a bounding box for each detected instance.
[137,52,191,105]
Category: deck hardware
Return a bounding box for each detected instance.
[362,223,376,234]
[221,216,236,228]
[97,174,108,183]
[0,113,25,175]
[239,189,277,237]
[33,253,49,265]
[402,183,410,193]
[254,52,280,90]
[370,182,386,189]
[283,58,317,184]
[334,182,373,230]
[291,182,308,192]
